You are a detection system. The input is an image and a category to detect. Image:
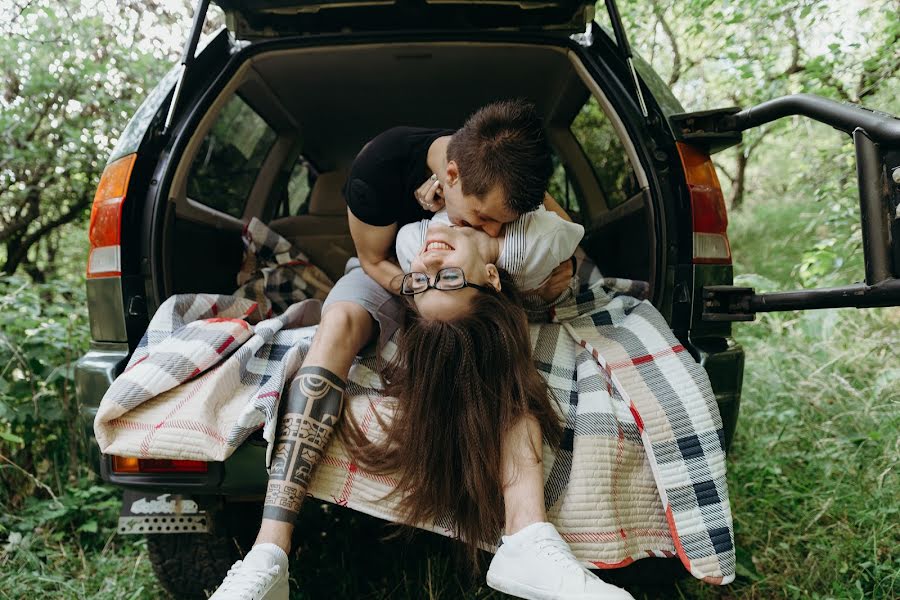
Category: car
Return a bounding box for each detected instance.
[74,0,900,597]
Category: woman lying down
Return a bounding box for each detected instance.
[213,206,635,600]
[342,207,635,600]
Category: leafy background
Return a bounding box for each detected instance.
[1,0,898,598]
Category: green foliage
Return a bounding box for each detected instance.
[0,0,210,280]
[0,269,89,506]
[672,205,900,600]
[0,479,162,600]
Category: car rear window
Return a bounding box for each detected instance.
[548,149,585,224]
[571,96,641,210]
[186,95,277,218]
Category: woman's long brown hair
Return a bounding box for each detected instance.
[343,272,562,566]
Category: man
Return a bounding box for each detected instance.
[211,100,631,600]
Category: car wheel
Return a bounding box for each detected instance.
[146,501,262,599]
[146,531,238,599]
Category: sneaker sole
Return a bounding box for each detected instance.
[486,571,630,600]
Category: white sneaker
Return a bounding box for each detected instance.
[208,543,289,600]
[486,522,635,600]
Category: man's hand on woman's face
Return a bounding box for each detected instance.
[414,173,445,212]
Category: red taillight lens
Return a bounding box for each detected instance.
[112,456,208,474]
[676,142,732,265]
[87,154,137,278]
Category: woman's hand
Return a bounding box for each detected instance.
[414,173,445,212]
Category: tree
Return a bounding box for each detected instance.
[0,0,221,281]
[614,0,900,210]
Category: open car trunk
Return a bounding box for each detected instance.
[214,0,595,38]
[159,40,661,313]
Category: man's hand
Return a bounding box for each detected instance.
[414,173,445,212]
[531,258,575,303]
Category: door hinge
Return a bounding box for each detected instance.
[702,286,755,322]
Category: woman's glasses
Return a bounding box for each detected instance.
[400,267,494,296]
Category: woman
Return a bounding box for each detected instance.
[341,225,635,600]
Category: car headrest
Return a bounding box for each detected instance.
[309,170,349,217]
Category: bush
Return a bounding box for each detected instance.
[0,272,90,507]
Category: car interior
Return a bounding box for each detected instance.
[162,42,659,302]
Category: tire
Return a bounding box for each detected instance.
[146,501,262,599]
[147,531,238,599]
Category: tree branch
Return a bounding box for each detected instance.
[651,0,683,86]
[783,16,803,76]
[2,192,90,275]
[713,160,735,183]
[855,27,900,101]
[744,127,772,158]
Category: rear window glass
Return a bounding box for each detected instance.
[571,96,641,210]
[187,95,277,218]
[286,159,313,216]
[548,150,585,224]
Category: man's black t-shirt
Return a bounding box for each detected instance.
[344,126,454,228]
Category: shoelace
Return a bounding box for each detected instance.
[218,560,281,597]
[533,536,585,574]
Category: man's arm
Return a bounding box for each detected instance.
[543,192,573,222]
[532,192,576,301]
[348,209,404,293]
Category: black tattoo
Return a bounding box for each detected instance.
[263,366,345,523]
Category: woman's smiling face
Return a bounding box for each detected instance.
[408,223,500,321]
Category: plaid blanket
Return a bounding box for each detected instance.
[235,217,334,319]
[94,279,734,584]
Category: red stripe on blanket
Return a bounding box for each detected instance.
[590,557,635,569]
[611,425,625,540]
[139,374,208,457]
[608,344,686,370]
[122,354,149,374]
[211,302,218,316]
[215,335,236,355]
[109,418,154,431]
[205,317,250,330]
[562,529,671,544]
[258,391,280,400]
[160,419,227,444]
[321,456,399,487]
[665,505,693,575]
[629,403,644,432]
[335,398,386,504]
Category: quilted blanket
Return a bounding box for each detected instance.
[94,281,735,584]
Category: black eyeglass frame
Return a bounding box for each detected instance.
[400,267,494,296]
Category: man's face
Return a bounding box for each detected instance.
[441,161,518,238]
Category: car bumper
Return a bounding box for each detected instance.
[76,345,270,495]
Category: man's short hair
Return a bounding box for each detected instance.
[447,99,553,215]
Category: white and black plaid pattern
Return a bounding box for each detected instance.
[235,217,334,318]
[95,226,734,584]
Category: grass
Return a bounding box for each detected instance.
[1,196,897,599]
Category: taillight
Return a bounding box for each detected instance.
[87,154,137,278]
[676,143,732,265]
[112,456,208,474]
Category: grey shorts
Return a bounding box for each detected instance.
[323,258,404,349]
